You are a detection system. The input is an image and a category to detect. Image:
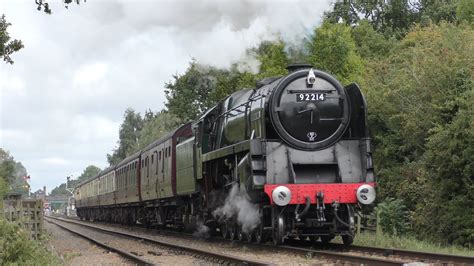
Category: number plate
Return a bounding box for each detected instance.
[296,93,325,102]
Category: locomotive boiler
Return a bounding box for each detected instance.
[75,64,376,246]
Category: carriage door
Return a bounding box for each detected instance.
[193,122,203,180]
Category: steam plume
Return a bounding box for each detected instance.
[213,184,260,234]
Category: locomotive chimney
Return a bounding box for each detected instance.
[286,63,313,72]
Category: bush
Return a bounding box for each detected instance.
[0,219,58,265]
[377,198,409,236]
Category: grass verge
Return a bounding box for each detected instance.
[352,231,474,257]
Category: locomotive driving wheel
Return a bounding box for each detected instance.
[254,222,266,243]
[237,228,245,241]
[245,230,253,243]
[272,207,285,245]
[220,222,229,239]
[342,234,354,246]
[229,223,238,240]
[254,206,268,243]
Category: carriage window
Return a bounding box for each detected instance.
[146,157,150,177]
[161,149,165,173]
[155,151,159,175]
[126,165,129,185]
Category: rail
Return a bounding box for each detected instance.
[46,216,266,265]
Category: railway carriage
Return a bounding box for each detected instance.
[97,166,115,206]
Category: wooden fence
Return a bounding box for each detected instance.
[2,198,44,240]
[355,210,380,235]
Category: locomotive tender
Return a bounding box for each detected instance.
[75,64,376,245]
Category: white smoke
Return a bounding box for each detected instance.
[212,184,260,234]
[193,221,211,238]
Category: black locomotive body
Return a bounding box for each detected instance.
[75,64,376,245]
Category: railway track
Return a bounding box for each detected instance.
[45,216,267,265]
[312,242,474,265]
[45,217,154,265]
[46,216,474,265]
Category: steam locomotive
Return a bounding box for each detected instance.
[75,64,376,246]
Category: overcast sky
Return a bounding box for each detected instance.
[0,0,332,193]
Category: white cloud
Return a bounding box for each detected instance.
[0,74,26,97]
[73,62,108,86]
[40,157,71,166]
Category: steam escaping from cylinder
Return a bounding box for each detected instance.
[193,221,210,238]
[212,183,260,234]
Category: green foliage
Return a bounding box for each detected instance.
[325,0,419,35]
[252,41,289,80]
[107,108,144,165]
[0,220,59,265]
[0,149,29,196]
[0,14,24,64]
[457,0,474,23]
[0,178,7,198]
[417,89,474,246]
[165,61,219,122]
[364,22,474,246]
[419,0,458,25]
[351,20,395,59]
[309,21,364,84]
[377,198,409,236]
[325,0,460,38]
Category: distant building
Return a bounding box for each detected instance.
[32,186,47,201]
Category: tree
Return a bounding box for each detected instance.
[0,15,23,64]
[421,89,474,245]
[165,61,221,122]
[50,165,101,196]
[325,0,460,37]
[49,183,67,197]
[308,21,364,84]
[77,165,101,182]
[107,108,144,165]
[351,19,394,58]
[138,111,182,149]
[363,23,473,245]
[0,149,29,196]
[252,41,289,80]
